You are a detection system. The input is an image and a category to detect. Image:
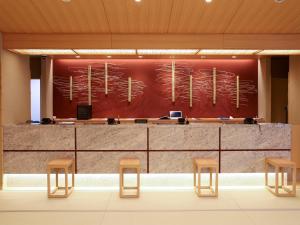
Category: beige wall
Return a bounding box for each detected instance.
[41,57,53,118]
[0,32,3,188]
[258,57,271,122]
[271,78,288,123]
[289,56,300,124]
[1,48,30,125]
[289,56,300,168]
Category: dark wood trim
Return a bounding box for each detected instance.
[76,150,147,152]
[220,149,291,151]
[147,127,149,173]
[75,127,78,173]
[219,127,221,173]
[4,150,76,152]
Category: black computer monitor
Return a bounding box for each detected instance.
[77,105,92,120]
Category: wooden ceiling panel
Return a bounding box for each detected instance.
[0,0,300,34]
[29,0,110,33]
[0,0,50,33]
[226,0,300,33]
[168,0,243,33]
[102,0,173,33]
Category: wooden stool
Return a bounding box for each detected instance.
[47,159,75,198]
[193,158,218,197]
[119,158,140,198]
[265,158,296,197]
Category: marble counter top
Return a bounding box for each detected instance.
[3,123,291,151]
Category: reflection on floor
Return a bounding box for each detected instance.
[0,188,300,225]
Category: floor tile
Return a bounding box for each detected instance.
[107,191,239,211]
[101,211,255,225]
[245,210,300,225]
[0,212,104,225]
[0,191,111,211]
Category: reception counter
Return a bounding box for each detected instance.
[3,123,291,173]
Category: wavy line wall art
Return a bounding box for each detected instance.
[53,59,257,118]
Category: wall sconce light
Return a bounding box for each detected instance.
[128,77,132,103]
[69,76,73,101]
[105,62,108,95]
[172,61,176,103]
[213,67,217,105]
[189,74,193,108]
[236,75,240,109]
[88,65,92,105]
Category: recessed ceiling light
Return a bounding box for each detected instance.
[274,0,286,3]
[205,0,213,3]
[135,0,142,2]
[257,50,300,55]
[74,49,136,55]
[137,49,198,55]
[62,0,72,3]
[198,49,259,55]
[11,49,75,55]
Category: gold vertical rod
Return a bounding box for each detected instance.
[69,76,72,101]
[128,76,132,103]
[105,62,108,95]
[172,61,175,102]
[88,65,92,105]
[236,75,240,108]
[189,75,193,108]
[213,67,216,105]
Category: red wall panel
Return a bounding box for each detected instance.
[53,59,258,118]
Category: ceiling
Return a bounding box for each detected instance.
[0,0,300,34]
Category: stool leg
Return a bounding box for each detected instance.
[65,167,68,197]
[198,167,201,196]
[215,167,218,197]
[209,168,213,188]
[281,168,284,188]
[292,165,296,196]
[193,161,196,188]
[119,167,123,198]
[275,166,279,196]
[72,163,75,188]
[137,167,140,197]
[265,161,268,187]
[47,167,51,197]
[55,169,59,188]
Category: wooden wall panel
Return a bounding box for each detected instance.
[3,33,300,50]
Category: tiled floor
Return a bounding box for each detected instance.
[0,189,300,225]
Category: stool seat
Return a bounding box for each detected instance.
[120,159,141,168]
[48,159,73,168]
[194,159,218,167]
[266,158,296,167]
